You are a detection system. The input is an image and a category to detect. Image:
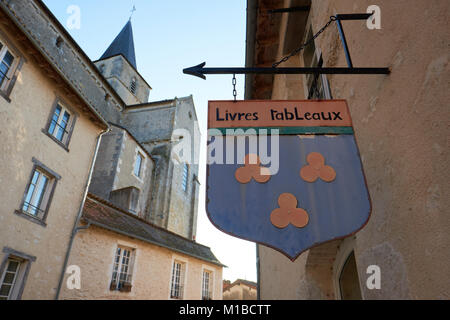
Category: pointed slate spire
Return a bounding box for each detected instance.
[100,20,137,69]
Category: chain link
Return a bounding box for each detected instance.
[232,74,237,102]
[272,16,337,68]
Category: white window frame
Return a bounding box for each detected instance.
[0,258,22,300]
[22,169,50,218]
[17,158,60,225]
[110,246,135,291]
[201,268,214,300]
[133,152,144,178]
[0,248,36,300]
[170,261,183,299]
[169,257,187,300]
[47,103,73,144]
[0,40,18,92]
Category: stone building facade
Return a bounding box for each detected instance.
[0,0,108,300]
[246,0,449,299]
[0,0,222,300]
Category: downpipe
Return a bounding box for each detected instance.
[54,127,110,300]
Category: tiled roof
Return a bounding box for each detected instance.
[82,195,225,267]
[236,279,257,288]
[224,279,257,291]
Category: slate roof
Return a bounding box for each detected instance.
[82,195,225,267]
[100,20,137,69]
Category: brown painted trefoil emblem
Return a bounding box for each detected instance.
[235,154,271,184]
[300,152,336,183]
[270,193,309,229]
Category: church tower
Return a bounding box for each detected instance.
[94,20,151,105]
[90,17,200,241]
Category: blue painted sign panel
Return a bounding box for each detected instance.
[206,100,371,260]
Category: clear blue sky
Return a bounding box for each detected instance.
[43,0,256,282]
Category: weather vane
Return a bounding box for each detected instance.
[129,5,136,20]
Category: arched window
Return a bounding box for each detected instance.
[338,251,362,300]
[130,77,137,94]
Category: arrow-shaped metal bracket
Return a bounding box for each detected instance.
[183,13,390,80]
[183,62,390,80]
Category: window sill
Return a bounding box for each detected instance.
[132,173,144,182]
[0,90,11,103]
[41,129,70,152]
[14,210,47,227]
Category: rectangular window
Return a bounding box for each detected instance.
[0,258,21,300]
[130,78,137,94]
[0,45,14,89]
[303,27,332,100]
[48,104,72,143]
[22,169,49,218]
[182,163,189,192]
[170,261,184,299]
[110,246,134,292]
[134,153,143,178]
[16,158,61,225]
[0,34,23,101]
[0,35,23,101]
[202,270,212,300]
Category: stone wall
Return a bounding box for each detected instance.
[0,22,102,299]
[254,0,450,299]
[0,0,123,123]
[167,97,200,239]
[121,97,201,239]
[60,225,223,300]
[94,55,150,105]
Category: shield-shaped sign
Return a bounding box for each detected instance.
[206,100,371,260]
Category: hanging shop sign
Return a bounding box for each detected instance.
[206,100,371,260]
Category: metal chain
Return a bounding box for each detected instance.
[272,16,337,68]
[232,74,237,101]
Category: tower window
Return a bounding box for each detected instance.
[134,152,144,178]
[130,77,137,94]
[181,163,189,192]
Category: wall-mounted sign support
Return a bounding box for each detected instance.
[183,13,390,80]
[184,63,389,79]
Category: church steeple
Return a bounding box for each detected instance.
[100,20,137,69]
[95,18,150,105]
